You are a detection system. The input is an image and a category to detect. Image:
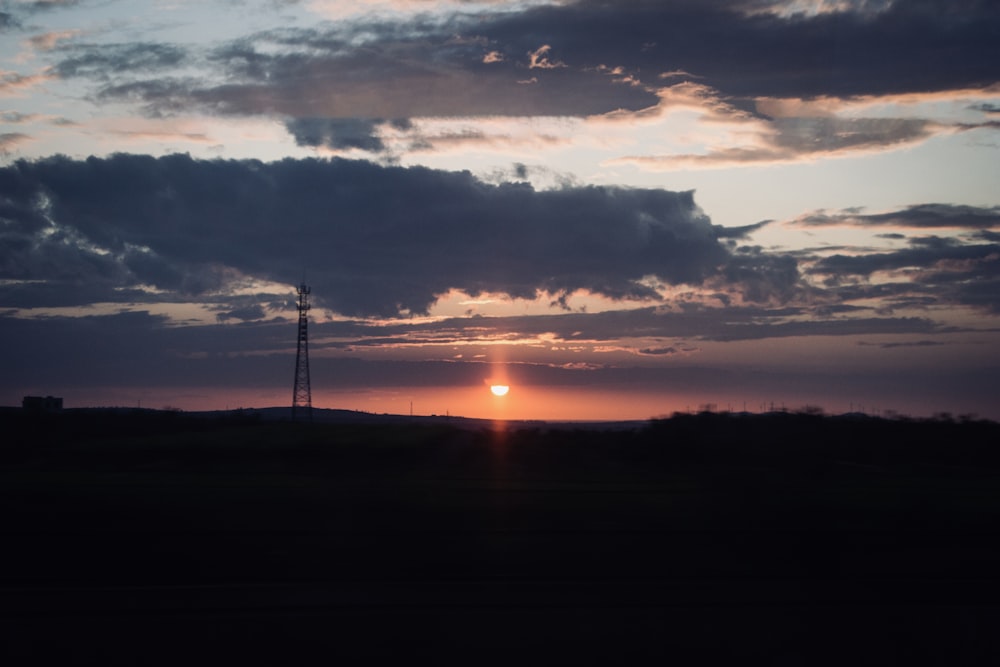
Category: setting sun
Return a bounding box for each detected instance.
[490,385,510,397]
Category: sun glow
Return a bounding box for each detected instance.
[490,384,510,397]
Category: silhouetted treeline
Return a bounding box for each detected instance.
[638,410,1000,469]
[3,407,999,474]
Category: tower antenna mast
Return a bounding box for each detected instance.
[292,282,312,421]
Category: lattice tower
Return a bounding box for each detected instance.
[292,283,312,421]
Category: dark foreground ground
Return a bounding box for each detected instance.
[3,409,1000,665]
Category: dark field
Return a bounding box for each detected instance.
[3,409,1000,665]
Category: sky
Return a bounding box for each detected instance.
[1,0,999,421]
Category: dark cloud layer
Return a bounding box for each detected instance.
[34,0,999,152]
[3,154,996,318]
[0,153,743,316]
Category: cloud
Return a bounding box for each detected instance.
[527,44,566,70]
[769,116,934,153]
[53,42,188,79]
[3,284,995,416]
[0,132,30,154]
[0,154,741,317]
[0,310,293,390]
[104,128,211,144]
[638,346,679,356]
[0,305,940,411]
[27,1,996,163]
[0,301,956,397]
[809,236,1000,313]
[610,102,949,169]
[1,0,80,25]
[480,0,1000,99]
[796,204,1000,229]
[711,248,805,306]
[714,221,772,238]
[216,304,268,322]
[740,0,896,17]
[301,300,957,356]
[25,151,979,321]
[77,23,656,124]
[593,78,1000,170]
[858,339,946,349]
[22,1,82,10]
[29,156,995,321]
[36,2,1000,111]
[700,314,944,342]
[0,67,53,95]
[1,12,20,32]
[26,28,81,52]
[1,111,37,123]
[285,117,413,153]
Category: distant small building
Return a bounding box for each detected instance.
[22,395,63,412]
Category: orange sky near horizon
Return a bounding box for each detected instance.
[21,381,985,423]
